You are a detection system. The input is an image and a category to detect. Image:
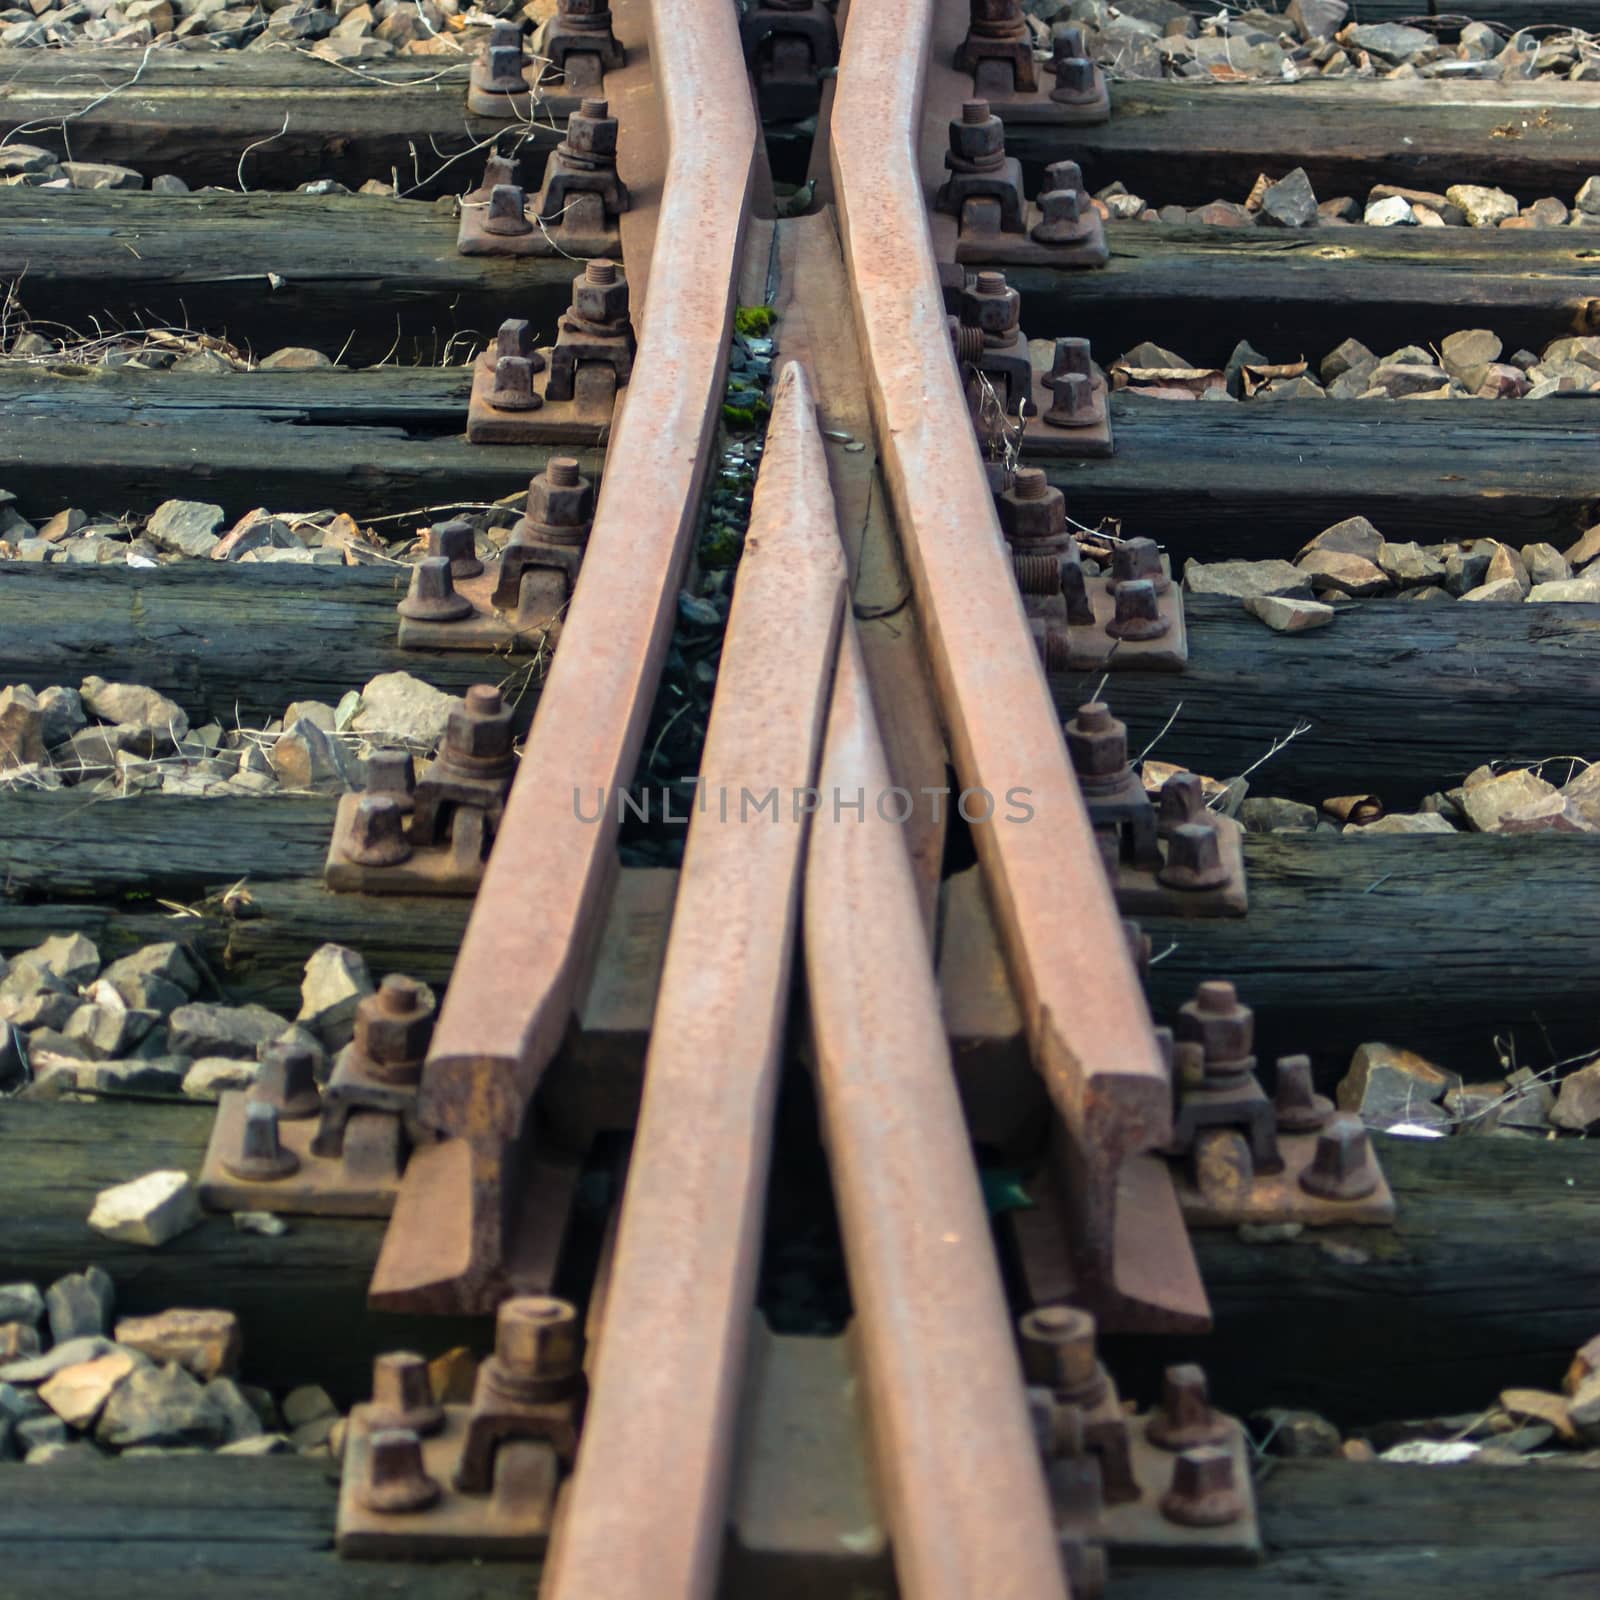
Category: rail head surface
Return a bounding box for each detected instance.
[807,620,1071,1600]
[540,362,846,1600]
[829,1,1167,1163]
[377,0,757,1311]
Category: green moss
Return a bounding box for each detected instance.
[734,305,776,337]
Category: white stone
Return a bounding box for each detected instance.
[1460,768,1557,832]
[349,671,456,747]
[1445,184,1518,227]
[1527,578,1600,603]
[1243,594,1336,632]
[181,1058,258,1100]
[87,1170,202,1248]
[1346,812,1455,835]
[1363,195,1416,226]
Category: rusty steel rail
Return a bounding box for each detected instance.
[830,0,1198,1328]
[541,362,846,1600]
[805,618,1070,1600]
[369,0,758,1314]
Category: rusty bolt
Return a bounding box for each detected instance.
[1032,187,1087,246]
[571,258,629,327]
[488,355,541,413]
[971,0,1025,30]
[997,467,1066,544]
[1274,1055,1334,1133]
[368,1351,445,1438]
[948,99,1005,170]
[355,974,434,1084]
[524,456,595,537]
[426,518,485,579]
[949,315,986,369]
[360,1428,442,1515]
[225,1099,298,1183]
[1044,159,1086,197]
[1043,370,1095,429]
[483,1296,583,1403]
[1052,54,1099,101]
[960,269,1020,343]
[483,22,526,92]
[1106,578,1171,641]
[444,684,516,771]
[1299,1113,1381,1201]
[1051,23,1086,59]
[1157,771,1206,838]
[1049,336,1092,382]
[366,750,416,814]
[1018,1305,1109,1408]
[482,152,519,194]
[1161,820,1229,892]
[484,183,532,237]
[563,97,618,161]
[1065,702,1129,788]
[1110,537,1168,596]
[1175,980,1253,1070]
[398,557,472,623]
[252,1042,321,1122]
[492,317,532,362]
[1160,1445,1244,1528]
[1061,550,1094,625]
[1146,1364,1231,1452]
[343,794,413,867]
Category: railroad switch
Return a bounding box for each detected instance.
[930,104,1107,268]
[1023,1312,1262,1567]
[467,4,623,119]
[466,266,634,444]
[197,976,437,1217]
[457,104,629,259]
[394,459,596,654]
[324,685,520,894]
[955,2,1109,125]
[740,0,838,122]
[339,1299,586,1558]
[1162,980,1396,1228]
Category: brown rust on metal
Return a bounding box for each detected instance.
[830,0,1176,1312]
[805,619,1068,1600]
[370,0,756,1314]
[540,361,846,1600]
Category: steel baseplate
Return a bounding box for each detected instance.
[1107,1418,1262,1563]
[1052,568,1187,673]
[339,1411,561,1559]
[1162,982,1397,1228]
[930,202,1109,271]
[724,1322,1258,1593]
[1113,815,1246,916]
[394,560,567,655]
[1020,364,1114,459]
[459,185,622,259]
[938,0,1110,126]
[339,1301,586,1560]
[199,1091,407,1217]
[1172,1126,1397,1229]
[466,351,621,446]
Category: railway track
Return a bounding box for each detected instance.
[3,0,1600,1595]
